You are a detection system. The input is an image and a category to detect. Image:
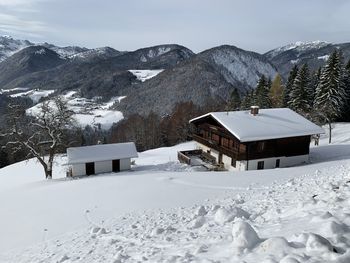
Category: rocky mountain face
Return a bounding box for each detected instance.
[119,45,278,116]
[0,46,66,88]
[265,41,350,78]
[0,36,33,62]
[118,57,233,116]
[199,45,277,90]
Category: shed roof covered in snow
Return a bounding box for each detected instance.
[67,142,138,165]
[190,108,324,142]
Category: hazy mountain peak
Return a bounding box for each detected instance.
[265,40,331,60]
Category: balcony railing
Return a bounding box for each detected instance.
[192,134,238,158]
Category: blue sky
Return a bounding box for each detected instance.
[0,0,350,53]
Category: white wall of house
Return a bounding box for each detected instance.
[196,142,309,171]
[237,154,309,171]
[120,158,131,170]
[95,160,112,174]
[70,158,132,176]
[72,163,86,176]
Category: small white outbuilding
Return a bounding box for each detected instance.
[67,142,138,176]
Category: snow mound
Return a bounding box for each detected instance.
[231,220,261,249]
[214,206,250,225]
[305,233,335,253]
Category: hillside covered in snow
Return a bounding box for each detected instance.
[0,124,350,262]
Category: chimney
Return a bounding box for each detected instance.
[250,106,259,116]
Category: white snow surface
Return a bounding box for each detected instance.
[128,69,164,82]
[10,89,55,103]
[191,108,324,142]
[27,94,125,129]
[0,124,350,262]
[318,54,330,61]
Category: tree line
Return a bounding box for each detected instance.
[230,50,350,143]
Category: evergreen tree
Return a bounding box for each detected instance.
[229,88,241,110]
[269,74,284,108]
[309,68,321,105]
[240,90,254,110]
[283,65,298,107]
[341,59,350,121]
[254,75,271,108]
[288,64,311,115]
[314,51,347,143]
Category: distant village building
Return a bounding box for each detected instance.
[67,142,138,176]
[180,107,324,171]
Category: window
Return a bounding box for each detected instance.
[229,139,234,149]
[221,137,229,148]
[211,133,220,143]
[276,159,280,168]
[257,161,264,170]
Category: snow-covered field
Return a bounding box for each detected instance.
[27,92,125,129]
[0,124,350,262]
[10,89,55,103]
[128,69,164,82]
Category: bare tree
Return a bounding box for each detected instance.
[1,97,76,179]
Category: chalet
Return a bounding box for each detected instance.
[182,107,324,171]
[67,142,138,176]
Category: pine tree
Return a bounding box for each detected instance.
[269,74,284,108]
[314,50,347,143]
[229,88,241,111]
[341,59,350,121]
[288,64,311,115]
[240,90,254,110]
[254,75,271,108]
[283,65,298,107]
[309,68,321,105]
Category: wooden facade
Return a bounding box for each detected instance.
[191,115,311,164]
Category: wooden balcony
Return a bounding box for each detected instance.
[192,134,239,159]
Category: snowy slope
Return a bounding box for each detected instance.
[0,35,33,62]
[199,45,277,88]
[27,92,125,129]
[10,89,55,103]
[265,41,330,60]
[128,69,164,82]
[0,124,350,262]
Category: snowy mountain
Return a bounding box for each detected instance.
[265,41,350,78]
[0,123,350,262]
[41,42,89,58]
[0,35,33,62]
[0,46,66,88]
[118,45,277,116]
[265,41,331,60]
[199,45,277,89]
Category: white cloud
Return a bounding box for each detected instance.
[0,0,42,7]
[0,13,47,37]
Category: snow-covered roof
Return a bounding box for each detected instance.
[67,142,138,165]
[190,108,324,142]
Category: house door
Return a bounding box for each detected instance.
[86,162,95,175]
[112,159,120,172]
[257,161,264,170]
